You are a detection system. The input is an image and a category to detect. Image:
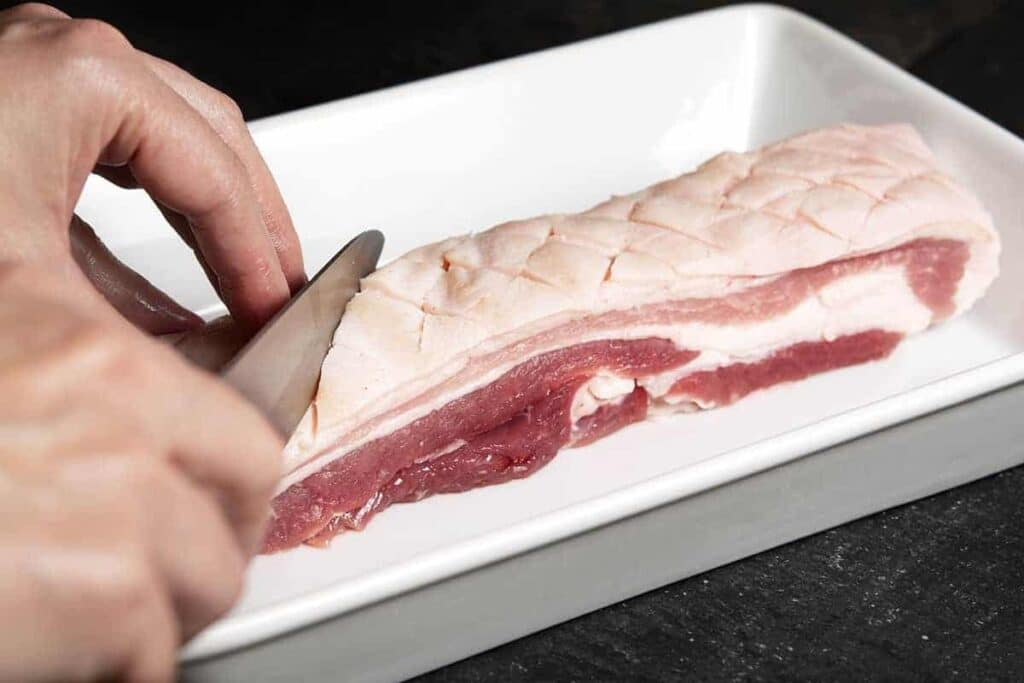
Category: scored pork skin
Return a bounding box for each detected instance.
[267,123,999,551]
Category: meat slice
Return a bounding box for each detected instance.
[266,124,1000,552]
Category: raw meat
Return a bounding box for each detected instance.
[265,124,999,552]
[268,338,697,549]
[667,330,904,409]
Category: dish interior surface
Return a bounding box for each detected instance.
[75,5,1024,659]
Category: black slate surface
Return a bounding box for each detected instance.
[6,0,1022,679]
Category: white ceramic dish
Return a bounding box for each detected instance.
[76,3,1024,661]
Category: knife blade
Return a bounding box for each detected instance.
[222,230,384,435]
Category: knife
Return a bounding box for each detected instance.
[221,230,385,435]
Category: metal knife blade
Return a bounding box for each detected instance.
[222,230,384,436]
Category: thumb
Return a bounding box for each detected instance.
[70,215,203,335]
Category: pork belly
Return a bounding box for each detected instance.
[264,124,999,552]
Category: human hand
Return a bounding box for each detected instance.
[0,263,283,682]
[0,3,305,333]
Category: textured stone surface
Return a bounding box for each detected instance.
[419,469,1024,681]
[6,0,1021,679]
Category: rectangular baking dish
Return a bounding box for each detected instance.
[76,2,1024,667]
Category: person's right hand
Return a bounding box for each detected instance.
[0,263,283,682]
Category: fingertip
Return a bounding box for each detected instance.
[226,299,286,335]
[218,269,291,333]
[179,308,206,329]
[146,305,204,336]
[287,269,308,296]
[263,214,306,295]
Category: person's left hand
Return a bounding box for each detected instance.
[0,3,307,334]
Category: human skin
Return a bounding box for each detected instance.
[0,3,304,680]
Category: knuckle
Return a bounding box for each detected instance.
[123,456,168,494]
[249,252,277,282]
[120,560,157,608]
[102,480,144,527]
[96,554,159,621]
[104,435,158,467]
[3,2,67,20]
[62,319,135,379]
[66,316,117,357]
[108,339,155,384]
[82,330,171,395]
[59,17,130,54]
[233,241,281,290]
[39,23,140,114]
[219,246,274,289]
[222,155,252,201]
[0,261,51,296]
[44,19,135,94]
[87,454,163,523]
[192,157,249,223]
[263,212,291,250]
[0,315,124,404]
[215,91,245,123]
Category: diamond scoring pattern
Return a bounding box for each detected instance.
[314,124,994,431]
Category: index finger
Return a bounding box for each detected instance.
[3,13,292,328]
[141,54,307,294]
[97,60,292,329]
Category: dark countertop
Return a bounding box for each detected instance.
[15,0,1024,679]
